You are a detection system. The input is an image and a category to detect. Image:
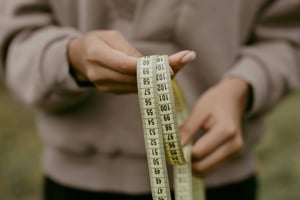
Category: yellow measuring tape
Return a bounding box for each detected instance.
[137,55,205,200]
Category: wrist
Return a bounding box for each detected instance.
[67,37,94,87]
[220,77,251,113]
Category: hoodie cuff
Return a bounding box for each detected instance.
[43,29,91,93]
[224,56,270,116]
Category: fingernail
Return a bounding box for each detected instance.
[180,133,187,146]
[181,51,196,64]
[181,139,185,147]
[169,67,174,76]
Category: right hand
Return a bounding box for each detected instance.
[68,30,196,94]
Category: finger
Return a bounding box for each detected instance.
[169,50,196,74]
[86,63,137,84]
[192,134,243,177]
[87,40,138,74]
[99,31,143,57]
[179,105,209,146]
[95,83,137,94]
[191,124,236,161]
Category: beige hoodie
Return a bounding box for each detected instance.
[0,0,300,193]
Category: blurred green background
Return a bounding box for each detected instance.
[1,81,300,200]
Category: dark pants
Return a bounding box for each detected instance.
[44,175,257,200]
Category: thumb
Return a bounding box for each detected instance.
[169,50,196,75]
[180,106,208,146]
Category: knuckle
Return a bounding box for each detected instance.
[118,60,133,74]
[234,136,244,151]
[96,85,110,93]
[192,163,206,176]
[108,30,122,38]
[229,136,244,155]
[86,46,99,61]
[223,124,238,138]
[191,150,202,160]
[118,61,128,72]
[86,68,98,82]
[192,163,203,172]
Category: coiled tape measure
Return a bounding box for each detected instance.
[137,55,205,200]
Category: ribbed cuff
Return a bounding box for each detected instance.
[224,57,270,116]
[42,28,91,93]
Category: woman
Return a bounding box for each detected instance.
[0,0,300,199]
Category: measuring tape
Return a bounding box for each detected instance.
[137,55,205,200]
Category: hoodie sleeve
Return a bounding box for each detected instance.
[0,0,92,112]
[225,0,300,116]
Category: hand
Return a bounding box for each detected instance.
[67,30,196,94]
[180,77,250,176]
[67,30,141,93]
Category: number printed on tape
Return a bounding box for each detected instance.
[137,55,205,200]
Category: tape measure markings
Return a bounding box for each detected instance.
[155,55,185,165]
[138,56,171,200]
[137,55,205,200]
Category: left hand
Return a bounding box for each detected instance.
[180,77,250,176]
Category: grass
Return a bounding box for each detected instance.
[0,82,42,200]
[0,81,300,200]
[256,92,300,200]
